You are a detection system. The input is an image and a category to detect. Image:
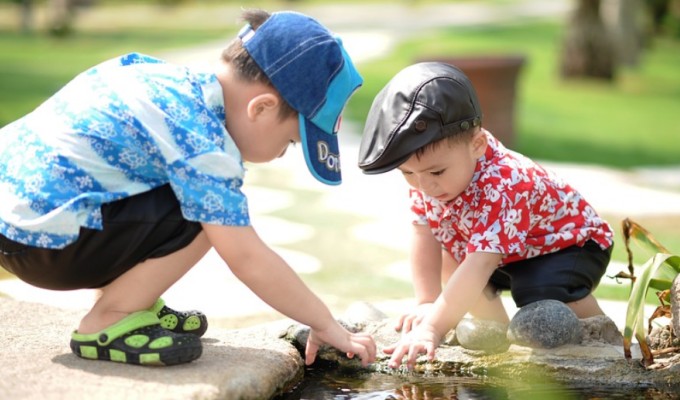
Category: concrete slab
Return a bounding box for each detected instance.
[0,299,301,400]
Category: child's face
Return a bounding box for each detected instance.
[249,112,301,162]
[229,103,301,164]
[398,131,487,202]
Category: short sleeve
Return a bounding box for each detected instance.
[167,152,249,226]
[132,63,251,226]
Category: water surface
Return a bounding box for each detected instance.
[277,365,680,400]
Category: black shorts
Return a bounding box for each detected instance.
[0,185,202,290]
[489,240,613,307]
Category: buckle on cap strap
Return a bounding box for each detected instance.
[238,24,255,42]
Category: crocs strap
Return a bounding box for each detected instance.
[147,298,166,315]
[71,311,161,346]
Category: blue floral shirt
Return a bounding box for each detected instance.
[0,53,250,249]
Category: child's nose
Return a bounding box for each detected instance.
[416,176,434,191]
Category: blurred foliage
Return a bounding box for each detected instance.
[1,2,678,167]
[347,21,680,168]
[0,28,230,126]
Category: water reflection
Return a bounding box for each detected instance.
[277,364,679,400]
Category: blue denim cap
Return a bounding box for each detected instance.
[239,11,363,185]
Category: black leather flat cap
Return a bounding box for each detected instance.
[358,62,482,174]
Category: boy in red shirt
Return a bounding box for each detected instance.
[358,62,613,369]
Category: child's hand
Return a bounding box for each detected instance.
[305,322,376,367]
[394,303,434,334]
[382,324,441,370]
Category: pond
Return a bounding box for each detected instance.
[276,364,679,400]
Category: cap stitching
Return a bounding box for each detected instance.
[381,75,445,157]
[265,35,334,77]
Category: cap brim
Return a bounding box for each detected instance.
[300,114,341,185]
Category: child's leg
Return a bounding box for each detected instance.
[442,251,510,324]
[502,240,612,317]
[566,293,605,318]
[77,231,211,334]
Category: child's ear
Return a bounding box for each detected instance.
[471,129,488,157]
[246,93,279,121]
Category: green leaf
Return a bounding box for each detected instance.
[623,253,680,364]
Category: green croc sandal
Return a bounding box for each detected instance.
[70,311,202,366]
[149,298,208,337]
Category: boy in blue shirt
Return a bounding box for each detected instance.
[0,10,376,367]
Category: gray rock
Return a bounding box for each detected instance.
[455,318,510,354]
[648,325,680,350]
[580,314,623,345]
[280,311,368,369]
[507,300,581,348]
[5,297,680,399]
[350,312,680,390]
[341,301,389,326]
[672,274,680,337]
[441,328,459,346]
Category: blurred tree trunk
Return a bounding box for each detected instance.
[48,0,75,36]
[602,0,645,67]
[20,0,34,34]
[616,0,643,66]
[561,0,617,80]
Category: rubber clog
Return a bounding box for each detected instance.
[149,298,208,337]
[70,310,202,366]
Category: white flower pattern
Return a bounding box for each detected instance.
[0,53,249,249]
[410,131,613,266]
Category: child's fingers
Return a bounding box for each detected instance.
[406,344,425,370]
[400,314,419,334]
[426,343,436,361]
[394,314,406,331]
[382,343,396,355]
[388,344,409,369]
[362,335,377,363]
[305,340,319,366]
[349,334,377,366]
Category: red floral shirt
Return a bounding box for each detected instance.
[410,131,614,266]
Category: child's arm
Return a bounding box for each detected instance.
[202,223,376,366]
[395,223,443,332]
[384,251,502,369]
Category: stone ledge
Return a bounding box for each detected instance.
[286,303,680,391]
[4,298,680,400]
[0,298,303,400]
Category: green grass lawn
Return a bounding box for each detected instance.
[3,8,679,168]
[0,28,231,126]
[346,22,680,168]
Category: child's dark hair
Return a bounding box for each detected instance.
[412,127,479,161]
[221,9,296,120]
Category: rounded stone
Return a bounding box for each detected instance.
[507,299,581,349]
[455,318,510,354]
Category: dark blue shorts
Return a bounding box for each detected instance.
[0,185,202,290]
[489,240,613,307]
